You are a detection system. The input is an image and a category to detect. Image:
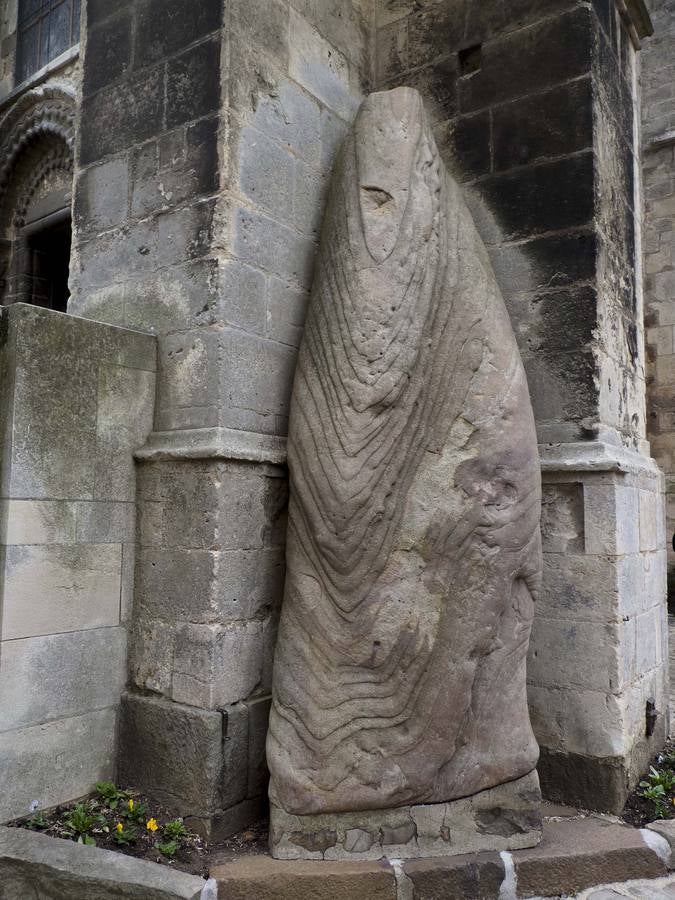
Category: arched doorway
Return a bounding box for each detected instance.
[0,86,75,312]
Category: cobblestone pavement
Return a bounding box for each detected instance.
[570,874,675,897]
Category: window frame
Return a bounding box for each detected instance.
[15,0,81,87]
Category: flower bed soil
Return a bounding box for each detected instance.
[8,788,210,877]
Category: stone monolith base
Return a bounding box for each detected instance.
[270,770,542,860]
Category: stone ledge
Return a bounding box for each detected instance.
[212,812,669,900]
[135,427,287,467]
[539,441,662,478]
[0,826,217,899]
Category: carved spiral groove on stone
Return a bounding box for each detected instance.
[267,88,542,817]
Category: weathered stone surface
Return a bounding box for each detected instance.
[0,827,215,899]
[270,771,541,861]
[0,710,116,823]
[117,693,223,817]
[403,852,506,899]
[212,855,396,900]
[267,87,542,833]
[0,628,125,732]
[513,815,668,897]
[646,820,675,869]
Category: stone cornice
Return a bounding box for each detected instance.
[135,426,287,467]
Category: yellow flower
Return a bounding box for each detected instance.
[127,799,134,812]
[146,818,159,833]
[116,822,124,834]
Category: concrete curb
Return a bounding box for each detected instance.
[0,826,217,899]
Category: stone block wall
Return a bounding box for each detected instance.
[0,303,156,822]
[375,0,667,811]
[58,0,666,825]
[642,0,675,601]
[71,0,374,836]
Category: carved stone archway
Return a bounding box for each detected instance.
[0,85,76,308]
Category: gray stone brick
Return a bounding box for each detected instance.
[292,157,327,238]
[129,617,176,697]
[288,9,358,120]
[221,702,249,809]
[74,500,134,543]
[234,205,317,289]
[253,80,322,167]
[172,621,265,708]
[156,328,220,417]
[231,0,289,66]
[220,259,267,334]
[218,328,297,423]
[0,628,126,732]
[75,156,129,233]
[266,276,310,348]
[118,693,224,817]
[238,126,294,219]
[0,709,117,822]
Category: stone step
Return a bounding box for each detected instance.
[210,809,671,900]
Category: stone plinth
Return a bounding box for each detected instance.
[270,771,541,861]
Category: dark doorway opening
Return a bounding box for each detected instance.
[24,213,71,312]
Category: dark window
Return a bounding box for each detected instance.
[16,0,81,84]
[26,216,71,312]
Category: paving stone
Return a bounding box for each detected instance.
[212,855,397,900]
[648,821,675,868]
[403,852,505,899]
[513,815,667,898]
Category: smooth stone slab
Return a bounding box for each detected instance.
[270,770,542,860]
[0,826,216,899]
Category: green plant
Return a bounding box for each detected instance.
[155,839,179,858]
[26,812,49,830]
[95,781,124,809]
[77,835,96,846]
[641,766,675,793]
[64,803,103,839]
[638,780,672,819]
[112,823,137,846]
[163,819,188,841]
[122,797,148,823]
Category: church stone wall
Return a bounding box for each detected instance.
[642,0,675,601]
[71,0,374,837]
[0,0,666,830]
[375,0,667,812]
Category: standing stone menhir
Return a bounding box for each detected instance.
[267,87,543,860]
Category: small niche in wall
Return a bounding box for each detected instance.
[458,44,482,77]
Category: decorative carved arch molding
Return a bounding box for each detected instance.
[0,85,76,308]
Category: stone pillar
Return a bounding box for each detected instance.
[642,0,675,604]
[71,0,373,836]
[0,303,156,822]
[375,0,666,811]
